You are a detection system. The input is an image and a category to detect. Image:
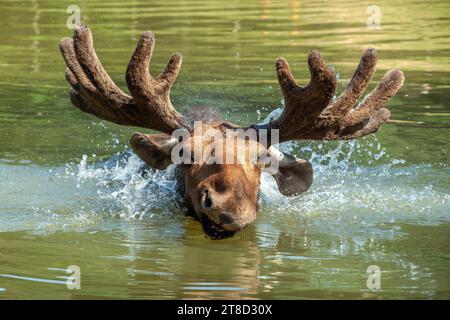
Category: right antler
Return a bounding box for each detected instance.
[247,48,404,143]
[59,26,188,135]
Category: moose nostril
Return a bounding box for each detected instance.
[218,213,234,225]
[204,195,212,209]
[200,188,213,209]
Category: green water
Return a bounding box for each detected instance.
[0,0,449,299]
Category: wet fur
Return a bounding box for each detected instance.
[177,107,236,239]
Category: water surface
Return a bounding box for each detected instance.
[0,0,449,299]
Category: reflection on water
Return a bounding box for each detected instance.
[0,133,448,299]
[0,0,449,299]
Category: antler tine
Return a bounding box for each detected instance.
[69,88,101,117]
[246,48,404,143]
[308,64,403,140]
[267,50,336,142]
[60,37,99,99]
[341,69,404,126]
[336,69,404,138]
[65,68,79,90]
[339,108,391,140]
[60,37,123,122]
[59,26,187,134]
[324,48,378,118]
[72,26,132,105]
[157,52,183,87]
[126,32,186,133]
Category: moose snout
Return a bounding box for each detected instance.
[197,188,239,229]
[218,213,235,225]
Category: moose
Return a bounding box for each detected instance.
[59,26,404,239]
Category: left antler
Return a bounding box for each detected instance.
[247,48,404,143]
[59,26,188,135]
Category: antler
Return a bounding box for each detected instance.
[248,48,404,143]
[59,26,188,135]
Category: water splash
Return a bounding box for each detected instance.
[53,107,449,236]
[72,152,183,220]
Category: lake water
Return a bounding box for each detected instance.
[0,0,449,299]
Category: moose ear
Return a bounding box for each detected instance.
[129,133,177,170]
[271,152,313,197]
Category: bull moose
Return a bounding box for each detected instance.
[59,26,404,239]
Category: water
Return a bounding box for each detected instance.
[0,0,449,299]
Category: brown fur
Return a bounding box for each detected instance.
[59,26,404,239]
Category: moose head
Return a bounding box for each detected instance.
[60,26,404,239]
